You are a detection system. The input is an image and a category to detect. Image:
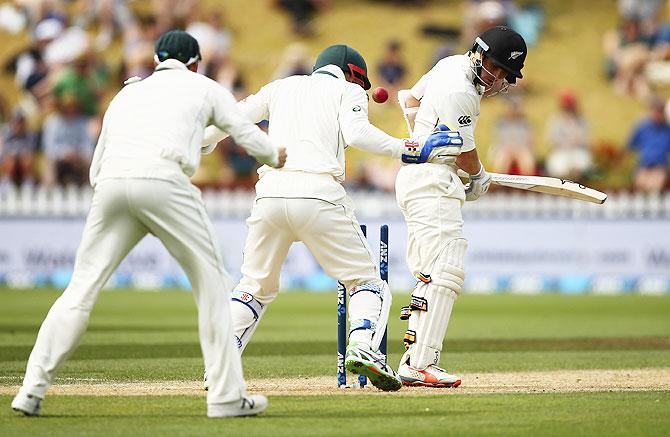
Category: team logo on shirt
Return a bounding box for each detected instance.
[352,105,362,112]
[458,115,472,126]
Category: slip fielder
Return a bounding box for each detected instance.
[11,30,286,418]
[203,44,463,391]
[395,26,528,387]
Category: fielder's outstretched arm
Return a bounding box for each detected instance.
[340,85,405,158]
[207,82,279,167]
[201,82,274,155]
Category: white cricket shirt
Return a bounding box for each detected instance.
[90,59,278,186]
[203,64,404,201]
[410,54,483,153]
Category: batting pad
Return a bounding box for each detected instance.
[407,238,466,369]
[348,281,391,351]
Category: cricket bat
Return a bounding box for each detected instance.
[458,170,607,204]
[396,91,606,204]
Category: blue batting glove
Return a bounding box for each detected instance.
[418,130,463,163]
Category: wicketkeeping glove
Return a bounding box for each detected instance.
[464,164,492,201]
[401,127,464,164]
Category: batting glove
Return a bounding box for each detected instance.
[401,129,464,164]
[465,164,492,201]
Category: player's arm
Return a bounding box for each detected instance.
[339,85,404,158]
[207,82,283,167]
[397,71,429,135]
[202,82,274,154]
[456,148,482,174]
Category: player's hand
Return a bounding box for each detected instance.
[273,147,287,168]
[400,128,463,164]
[464,164,491,201]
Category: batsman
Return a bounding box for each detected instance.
[203,44,463,391]
[395,26,527,387]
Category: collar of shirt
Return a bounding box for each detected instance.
[155,59,189,72]
[312,64,345,80]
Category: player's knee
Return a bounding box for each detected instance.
[432,238,467,294]
[348,280,390,302]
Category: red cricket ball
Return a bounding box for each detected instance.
[372,87,389,104]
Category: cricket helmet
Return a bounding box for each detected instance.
[472,25,526,83]
[154,30,202,66]
[313,44,371,90]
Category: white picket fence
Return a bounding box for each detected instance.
[1,184,670,219]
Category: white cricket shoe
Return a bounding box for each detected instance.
[11,391,42,416]
[398,363,462,388]
[207,394,268,418]
[345,342,402,392]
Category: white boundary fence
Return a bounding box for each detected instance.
[1,186,669,294]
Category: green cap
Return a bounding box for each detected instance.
[313,44,371,90]
[155,30,202,66]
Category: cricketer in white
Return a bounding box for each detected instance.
[202,44,463,392]
[395,26,527,387]
[11,30,284,418]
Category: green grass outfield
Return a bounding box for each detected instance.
[1,289,669,435]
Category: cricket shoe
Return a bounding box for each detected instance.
[207,394,268,418]
[345,342,402,392]
[398,363,461,388]
[11,391,42,416]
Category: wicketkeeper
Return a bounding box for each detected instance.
[203,44,463,391]
[11,30,286,418]
[395,26,527,387]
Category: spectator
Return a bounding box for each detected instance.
[272,42,312,79]
[618,0,661,35]
[6,17,63,90]
[462,0,511,48]
[152,0,200,33]
[52,51,109,117]
[42,92,95,186]
[187,10,232,68]
[275,0,329,37]
[545,91,592,180]
[603,18,655,99]
[377,40,407,97]
[627,97,670,193]
[121,14,160,80]
[0,109,38,189]
[488,96,536,175]
[73,0,135,50]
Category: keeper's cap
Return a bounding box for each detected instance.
[313,44,371,90]
[155,30,202,66]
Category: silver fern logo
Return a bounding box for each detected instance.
[509,51,524,60]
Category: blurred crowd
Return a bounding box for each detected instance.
[601,0,670,193]
[0,0,668,195]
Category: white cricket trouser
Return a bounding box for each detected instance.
[395,163,466,276]
[233,195,387,346]
[238,196,380,299]
[17,177,246,405]
[396,163,467,369]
